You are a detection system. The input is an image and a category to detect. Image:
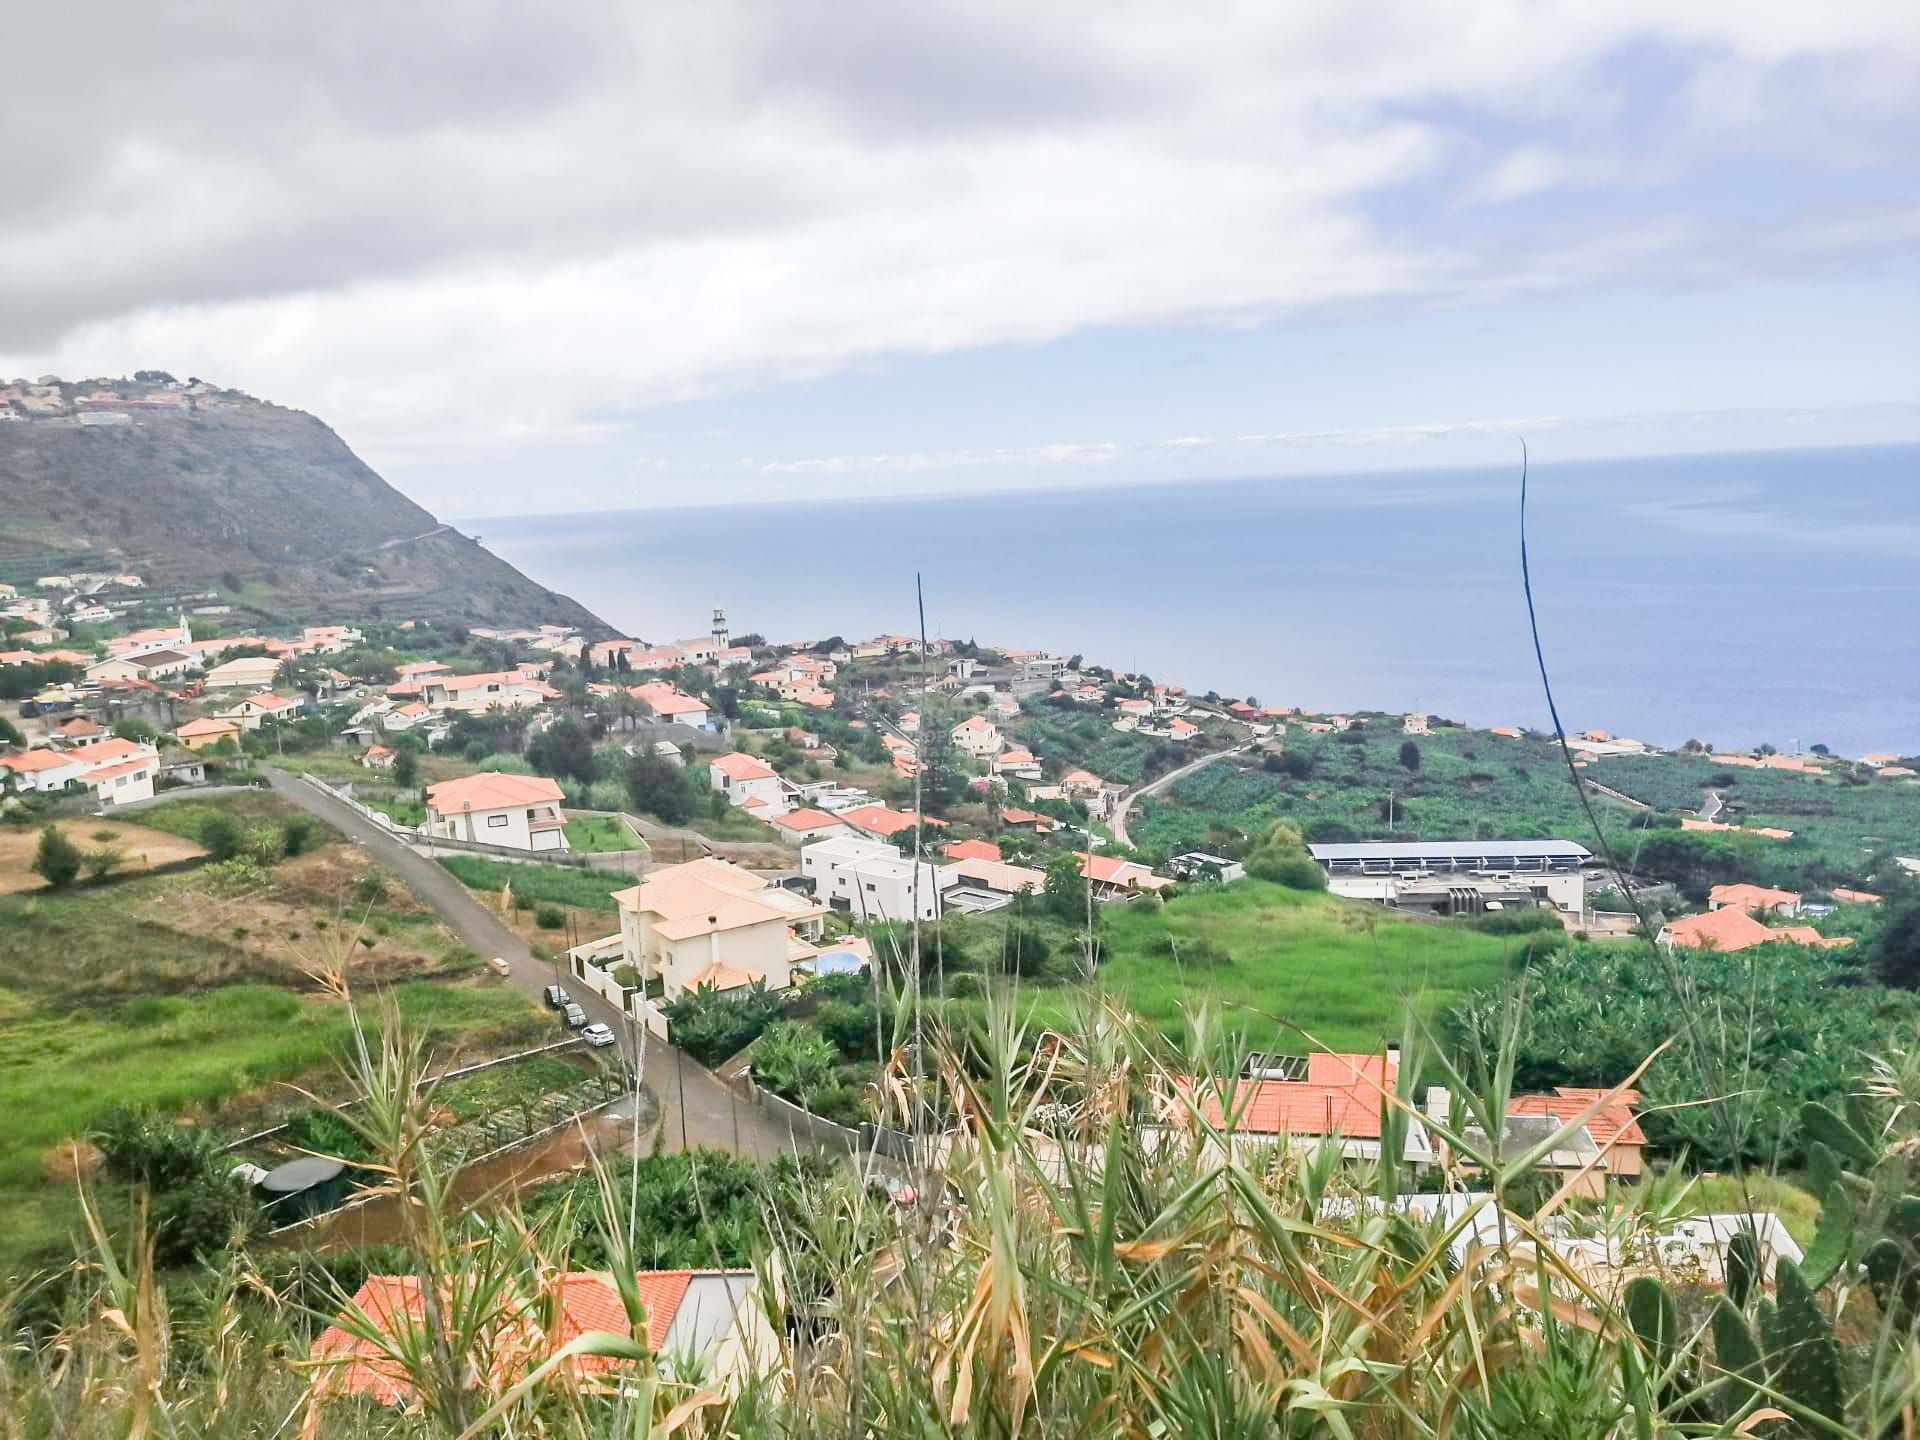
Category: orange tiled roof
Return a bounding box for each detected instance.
[425,771,565,814]
[710,752,777,782]
[944,839,1002,862]
[309,1270,697,1406]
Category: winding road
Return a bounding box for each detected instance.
[1108,740,1251,848]
[263,768,808,1160]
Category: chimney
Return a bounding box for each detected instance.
[1384,1042,1401,1079]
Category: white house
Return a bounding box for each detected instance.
[707,752,791,815]
[420,670,554,713]
[0,748,89,793]
[204,655,284,691]
[219,692,303,731]
[381,701,434,732]
[424,772,570,852]
[802,835,944,923]
[991,748,1041,779]
[629,681,712,729]
[950,714,1001,758]
[1403,713,1430,736]
[86,649,196,684]
[769,807,853,845]
[603,857,825,998]
[88,754,159,807]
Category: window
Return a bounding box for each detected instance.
[486,814,509,829]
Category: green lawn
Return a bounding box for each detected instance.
[563,814,642,852]
[129,789,315,846]
[974,880,1517,1055]
[439,854,631,911]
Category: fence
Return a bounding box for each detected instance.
[300,773,652,874]
[566,950,671,1038]
[224,1036,619,1153]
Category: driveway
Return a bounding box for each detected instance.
[264,768,812,1160]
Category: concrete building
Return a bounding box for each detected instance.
[86,649,195,684]
[425,772,569,852]
[803,835,945,922]
[1307,839,1590,915]
[174,716,241,750]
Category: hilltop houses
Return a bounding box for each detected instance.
[628,680,712,728]
[219,692,303,731]
[424,772,569,853]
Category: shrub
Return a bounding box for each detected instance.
[200,812,243,861]
[1245,850,1327,890]
[280,814,317,857]
[281,1107,373,1162]
[751,1021,839,1102]
[83,845,125,881]
[663,982,783,1067]
[31,825,82,888]
[818,998,887,1061]
[534,904,566,930]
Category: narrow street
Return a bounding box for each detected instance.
[264,768,812,1160]
[1108,741,1250,848]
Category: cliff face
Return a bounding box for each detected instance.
[0,395,606,633]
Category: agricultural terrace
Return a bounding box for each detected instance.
[0,791,543,1277]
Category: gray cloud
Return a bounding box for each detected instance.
[1,1,1915,495]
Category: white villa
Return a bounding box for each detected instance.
[424,772,570,852]
[708,752,792,815]
[950,714,1002,758]
[606,857,826,998]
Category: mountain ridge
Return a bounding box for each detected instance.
[0,382,609,634]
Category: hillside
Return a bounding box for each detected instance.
[0,383,606,633]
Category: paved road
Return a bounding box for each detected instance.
[1108,742,1250,848]
[1698,788,1725,823]
[263,769,809,1160]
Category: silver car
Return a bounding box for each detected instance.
[579,1022,616,1048]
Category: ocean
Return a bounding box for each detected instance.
[472,444,1920,756]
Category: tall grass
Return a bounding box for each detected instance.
[8,981,1914,1436]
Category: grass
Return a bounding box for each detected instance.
[129,790,316,846]
[0,981,542,1276]
[962,880,1515,1055]
[439,854,631,912]
[435,1054,593,1121]
[1682,1171,1822,1246]
[562,814,641,852]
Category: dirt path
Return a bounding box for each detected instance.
[0,818,204,893]
[264,767,813,1160]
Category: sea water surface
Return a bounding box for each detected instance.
[473,445,1920,755]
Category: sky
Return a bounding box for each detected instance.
[2,2,1916,516]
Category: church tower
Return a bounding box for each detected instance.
[711,606,729,649]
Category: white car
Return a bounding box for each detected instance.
[579,1022,617,1048]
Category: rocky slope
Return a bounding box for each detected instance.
[0,383,605,633]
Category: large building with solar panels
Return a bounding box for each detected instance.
[1306,839,1591,916]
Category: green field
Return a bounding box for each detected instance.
[562,814,642,852]
[0,982,541,1275]
[439,854,631,911]
[953,880,1517,1055]
[126,789,308,845]
[1133,724,1916,891]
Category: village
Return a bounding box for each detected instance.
[3,560,1919,1407]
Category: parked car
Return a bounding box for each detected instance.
[543,984,571,1009]
[579,1022,616,1048]
[488,957,512,976]
[561,1003,587,1029]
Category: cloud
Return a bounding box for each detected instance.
[1,1,1916,489]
